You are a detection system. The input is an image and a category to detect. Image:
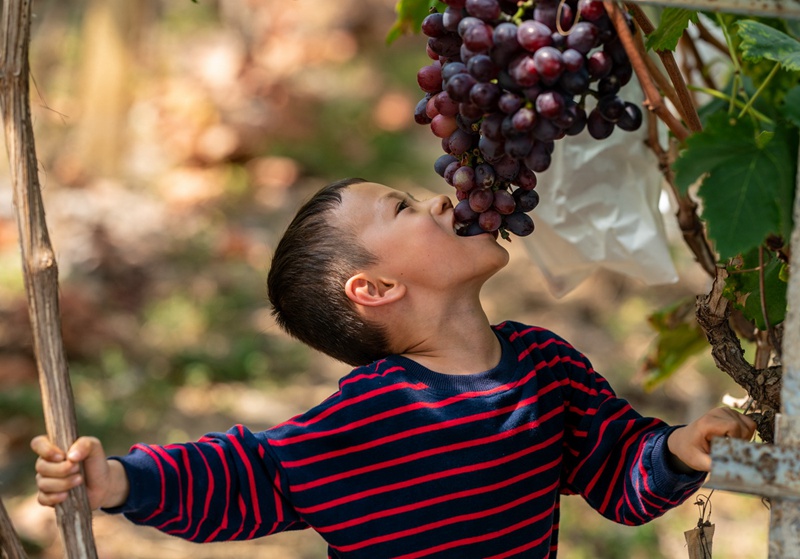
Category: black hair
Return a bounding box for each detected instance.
[267,178,392,366]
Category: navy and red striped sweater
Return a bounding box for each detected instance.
[107,321,705,558]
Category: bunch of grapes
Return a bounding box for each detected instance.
[415,0,642,238]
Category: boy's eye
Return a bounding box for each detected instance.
[397,199,410,213]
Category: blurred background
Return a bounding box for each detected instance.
[0,0,769,557]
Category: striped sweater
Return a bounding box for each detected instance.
[107,321,705,558]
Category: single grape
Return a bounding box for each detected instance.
[532,117,562,142]
[565,22,599,54]
[479,135,505,162]
[441,61,468,83]
[455,188,468,201]
[465,0,502,21]
[505,135,534,158]
[503,211,534,236]
[509,54,539,87]
[498,92,524,114]
[579,0,606,21]
[460,44,480,64]
[603,37,628,65]
[493,189,516,215]
[434,154,458,177]
[428,35,461,58]
[562,49,585,73]
[456,220,485,236]
[517,20,553,52]
[492,22,521,52]
[597,74,621,96]
[479,209,503,232]
[433,91,459,117]
[462,21,494,52]
[443,6,465,32]
[448,128,477,155]
[535,90,565,120]
[444,160,462,184]
[494,155,520,181]
[597,95,626,122]
[453,165,477,191]
[550,32,565,50]
[422,12,447,38]
[431,114,459,138]
[414,95,432,124]
[467,53,500,82]
[469,187,495,212]
[558,69,590,96]
[457,16,484,37]
[514,167,538,190]
[481,112,505,139]
[426,95,440,119]
[587,107,615,139]
[459,102,485,120]
[513,187,540,211]
[533,46,565,83]
[565,106,587,135]
[611,62,633,86]
[616,102,643,131]
[511,107,537,132]
[587,51,612,79]
[446,73,478,102]
[523,141,551,172]
[475,163,496,188]
[454,198,479,222]
[469,82,501,110]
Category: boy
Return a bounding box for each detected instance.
[33,178,755,558]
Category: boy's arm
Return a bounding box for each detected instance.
[31,435,129,509]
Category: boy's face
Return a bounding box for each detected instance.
[335,182,509,292]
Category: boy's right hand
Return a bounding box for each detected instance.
[31,435,129,510]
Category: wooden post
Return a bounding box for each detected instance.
[0,0,98,558]
[0,498,28,559]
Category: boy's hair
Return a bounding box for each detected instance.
[267,178,392,367]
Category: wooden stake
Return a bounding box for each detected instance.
[0,498,28,559]
[0,0,98,557]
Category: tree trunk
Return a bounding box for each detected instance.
[0,0,98,557]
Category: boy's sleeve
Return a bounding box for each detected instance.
[557,343,706,526]
[103,424,308,542]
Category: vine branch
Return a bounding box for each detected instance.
[0,497,28,559]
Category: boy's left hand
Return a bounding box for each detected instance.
[667,406,757,473]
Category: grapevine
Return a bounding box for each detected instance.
[414,0,644,239]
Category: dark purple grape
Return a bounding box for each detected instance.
[469,82,501,110]
[442,61,468,83]
[597,95,626,122]
[558,69,590,96]
[604,37,629,66]
[454,198,479,222]
[611,62,633,86]
[435,154,458,177]
[459,102,485,120]
[457,220,485,236]
[562,49,585,72]
[532,117,562,141]
[503,211,534,236]
[597,74,621,96]
[492,22,521,52]
[509,55,539,87]
[513,187,540,211]
[494,155,520,181]
[479,209,502,231]
[497,70,523,93]
[448,128,477,155]
[505,135,534,158]
[443,0,467,7]
[414,95,432,124]
[481,112,504,139]
[517,20,553,52]
[460,44,480,64]
[535,90,565,119]
[565,106,587,135]
[467,53,499,82]
[587,107,615,139]
[617,102,643,131]
[550,32,566,50]
[533,46,565,82]
[417,62,442,93]
[428,35,461,58]
[469,187,494,212]
[457,16,484,37]
[498,92,524,114]
[443,6,465,32]
[475,163,496,187]
[522,84,543,102]
[579,0,606,21]
[511,107,537,132]
[523,141,552,172]
[444,160,462,184]
[463,21,494,52]
[465,0,502,21]
[565,22,600,54]
[453,165,477,191]
[587,51,612,79]
[422,12,447,38]
[493,189,516,215]
[479,135,505,162]
[434,91,459,117]
[514,167,538,190]
[446,73,478,102]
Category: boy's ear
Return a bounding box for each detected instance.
[345,273,406,308]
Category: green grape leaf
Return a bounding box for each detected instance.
[641,298,708,391]
[645,8,698,52]
[672,113,796,259]
[726,250,788,329]
[387,0,440,44]
[737,20,800,71]
[784,86,800,127]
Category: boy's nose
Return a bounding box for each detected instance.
[430,195,453,214]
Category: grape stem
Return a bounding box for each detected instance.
[687,85,774,125]
[624,3,702,133]
[603,1,691,141]
[737,62,780,120]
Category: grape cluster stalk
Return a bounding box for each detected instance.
[415,0,643,238]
